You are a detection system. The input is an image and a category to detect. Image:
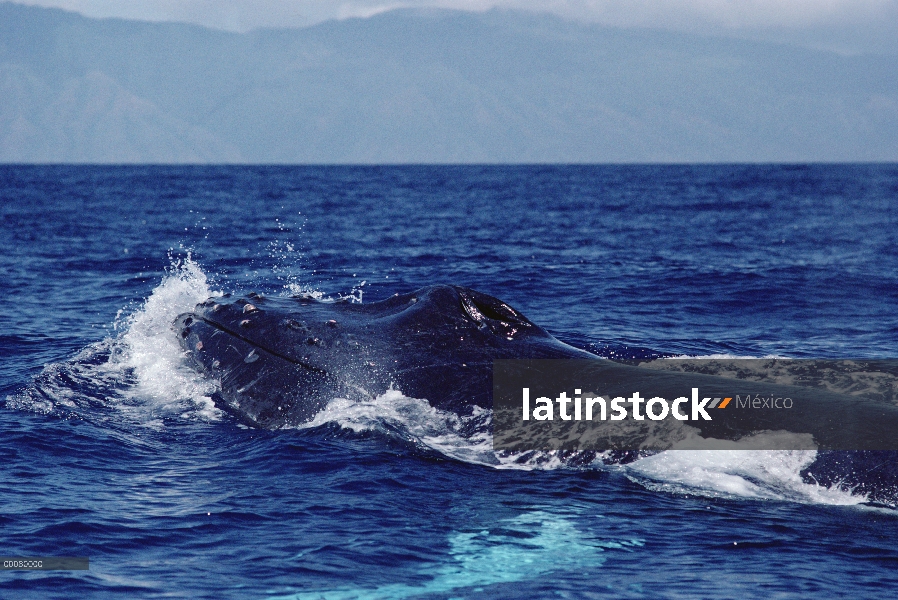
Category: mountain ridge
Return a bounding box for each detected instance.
[1,2,896,163]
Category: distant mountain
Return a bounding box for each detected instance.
[1,2,896,163]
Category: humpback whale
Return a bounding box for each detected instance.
[173,283,898,442]
[174,284,898,502]
[174,285,596,429]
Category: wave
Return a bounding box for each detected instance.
[7,256,223,428]
[6,257,894,507]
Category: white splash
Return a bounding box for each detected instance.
[625,448,866,505]
[283,279,365,303]
[300,389,500,466]
[7,255,225,425]
[300,389,872,505]
[113,255,223,422]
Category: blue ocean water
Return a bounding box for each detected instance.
[2,164,898,598]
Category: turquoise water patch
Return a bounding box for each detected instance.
[272,510,641,599]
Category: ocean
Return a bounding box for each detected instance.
[2,164,897,598]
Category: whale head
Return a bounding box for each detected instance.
[173,285,595,428]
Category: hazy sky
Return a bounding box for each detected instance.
[15,0,898,53]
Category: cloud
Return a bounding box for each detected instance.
[527,0,897,28]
